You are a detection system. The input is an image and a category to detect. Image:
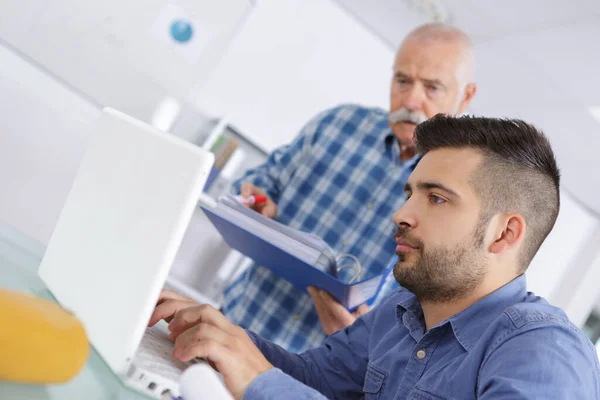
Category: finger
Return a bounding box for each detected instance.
[319,290,356,327]
[156,289,193,306]
[169,304,234,338]
[318,289,342,308]
[148,299,197,327]
[252,201,266,213]
[308,287,327,313]
[240,182,261,198]
[259,201,277,218]
[353,304,370,317]
[308,287,337,333]
[180,340,235,373]
[148,299,195,327]
[175,335,228,363]
[309,287,327,306]
[168,305,205,338]
[173,322,231,361]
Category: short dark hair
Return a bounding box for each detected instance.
[415,114,561,271]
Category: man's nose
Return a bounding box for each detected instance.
[392,202,417,230]
[403,85,425,112]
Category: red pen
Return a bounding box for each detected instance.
[235,195,268,206]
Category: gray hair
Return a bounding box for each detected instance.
[401,23,476,85]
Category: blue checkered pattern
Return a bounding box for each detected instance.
[222,104,419,353]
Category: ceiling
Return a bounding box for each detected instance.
[336,0,600,216]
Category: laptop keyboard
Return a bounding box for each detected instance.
[133,323,196,383]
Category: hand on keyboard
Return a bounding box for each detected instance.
[169,304,273,400]
[148,289,198,327]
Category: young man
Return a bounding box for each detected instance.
[222,23,478,352]
[151,115,600,399]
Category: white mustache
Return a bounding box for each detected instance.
[388,108,428,125]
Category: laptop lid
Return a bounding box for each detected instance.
[39,107,214,376]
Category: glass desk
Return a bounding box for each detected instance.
[0,221,151,399]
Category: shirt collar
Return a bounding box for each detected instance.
[383,129,396,147]
[396,290,421,316]
[380,120,395,149]
[380,125,421,167]
[395,275,528,352]
[395,290,426,342]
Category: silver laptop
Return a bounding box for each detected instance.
[38,108,229,399]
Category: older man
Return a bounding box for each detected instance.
[222,23,477,352]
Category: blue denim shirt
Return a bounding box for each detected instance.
[244,275,600,399]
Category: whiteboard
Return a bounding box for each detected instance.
[0,0,252,123]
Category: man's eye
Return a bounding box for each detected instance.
[429,194,446,205]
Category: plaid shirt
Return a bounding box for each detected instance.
[222,104,419,353]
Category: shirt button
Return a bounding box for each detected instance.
[294,314,300,320]
[343,240,349,246]
[416,349,426,359]
[367,203,373,209]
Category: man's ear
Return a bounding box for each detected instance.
[489,214,526,255]
[456,83,477,114]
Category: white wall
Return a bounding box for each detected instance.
[0,0,252,125]
[191,0,394,152]
[0,44,100,244]
[527,191,599,300]
[524,189,600,327]
[560,232,600,327]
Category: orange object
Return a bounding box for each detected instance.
[0,289,89,383]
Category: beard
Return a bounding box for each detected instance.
[393,219,488,303]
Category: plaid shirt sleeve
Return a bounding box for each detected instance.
[230,108,337,204]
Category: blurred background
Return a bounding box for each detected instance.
[1,0,599,353]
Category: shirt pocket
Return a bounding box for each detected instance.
[407,387,448,400]
[362,363,387,400]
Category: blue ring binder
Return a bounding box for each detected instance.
[202,205,389,311]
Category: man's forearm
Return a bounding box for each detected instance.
[244,369,327,400]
